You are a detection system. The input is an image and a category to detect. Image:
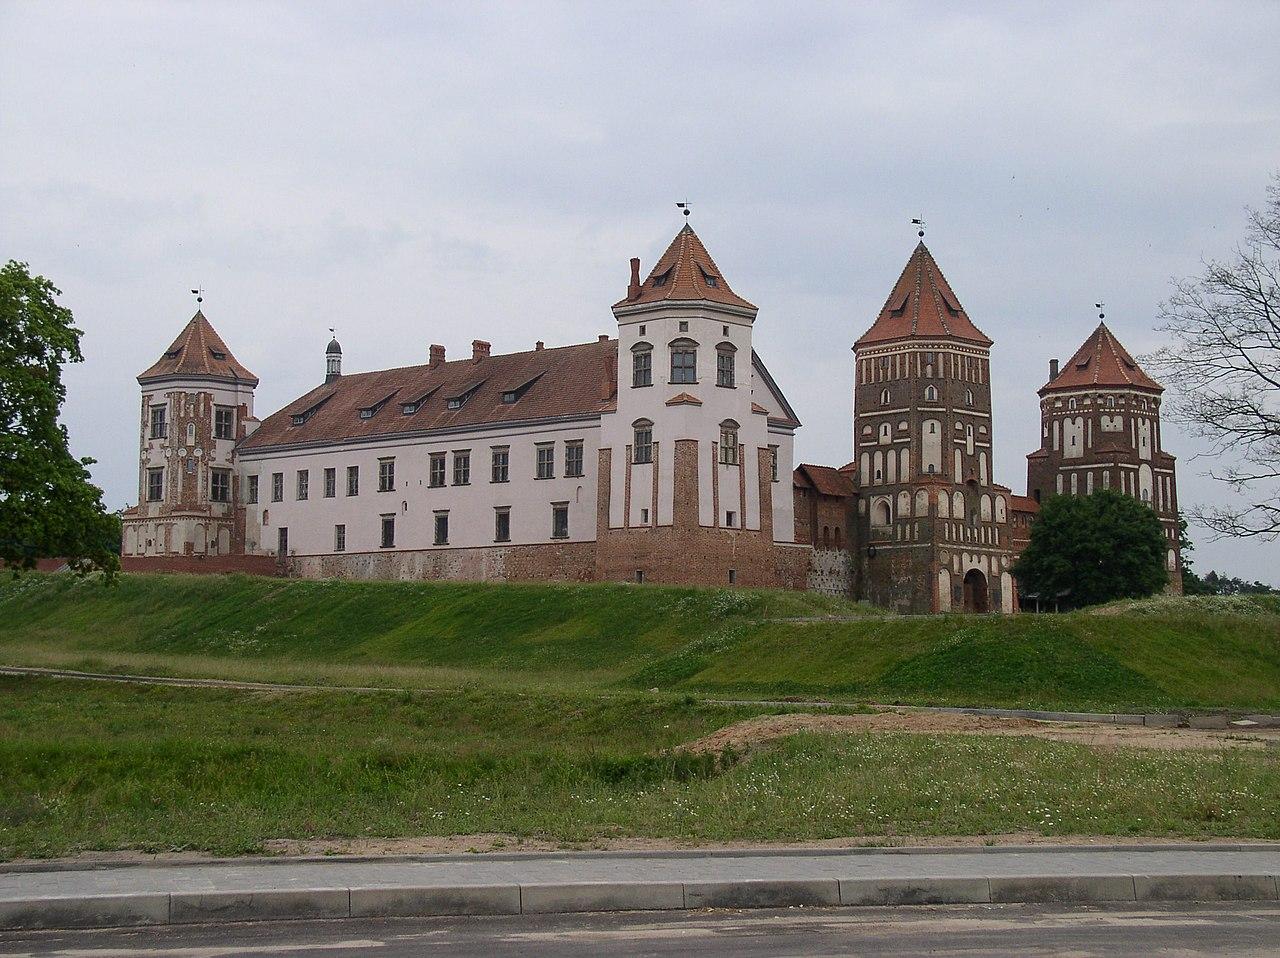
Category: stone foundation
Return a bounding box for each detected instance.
[285,541,597,583]
[120,554,280,576]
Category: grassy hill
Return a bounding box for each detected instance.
[2,573,1278,712]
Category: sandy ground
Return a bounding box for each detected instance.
[680,710,1280,755]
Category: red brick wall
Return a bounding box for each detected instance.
[121,554,280,576]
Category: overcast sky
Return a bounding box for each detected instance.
[3,1,1277,581]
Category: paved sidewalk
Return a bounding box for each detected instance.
[2,846,1278,930]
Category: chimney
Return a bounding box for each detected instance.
[598,334,609,342]
[601,352,617,401]
[627,257,642,301]
[1049,358,1059,381]
[430,344,445,368]
[535,341,544,351]
[472,340,491,362]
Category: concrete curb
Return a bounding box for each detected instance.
[3,873,1277,931]
[8,842,1279,874]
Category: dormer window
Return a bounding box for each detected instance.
[401,388,438,415]
[446,397,463,410]
[210,349,227,360]
[652,267,673,288]
[888,292,909,317]
[445,382,484,411]
[501,391,517,404]
[700,267,719,288]
[290,393,332,426]
[358,392,396,420]
[499,374,540,405]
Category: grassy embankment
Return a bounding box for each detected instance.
[2,574,1278,858]
[3,676,1278,859]
[2,574,1279,713]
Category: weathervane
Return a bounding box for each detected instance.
[676,200,691,220]
[190,287,204,305]
[1095,302,1105,320]
[912,217,926,238]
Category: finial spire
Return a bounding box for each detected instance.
[1095,302,1105,321]
[676,200,691,220]
[190,287,203,306]
[911,217,926,239]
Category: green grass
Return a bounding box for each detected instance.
[2,574,1279,712]
[3,677,1277,859]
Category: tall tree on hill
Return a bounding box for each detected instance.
[1150,174,1280,540]
[0,260,118,579]
[1013,489,1168,608]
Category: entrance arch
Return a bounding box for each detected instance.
[962,569,989,613]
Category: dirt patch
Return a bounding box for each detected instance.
[680,710,1280,755]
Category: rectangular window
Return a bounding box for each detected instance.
[728,569,737,584]
[378,458,395,492]
[491,447,509,483]
[717,351,735,387]
[271,472,284,502]
[210,469,232,503]
[429,453,446,487]
[453,450,471,486]
[769,445,779,482]
[346,465,359,497]
[536,444,554,479]
[551,503,569,539]
[671,348,696,384]
[720,427,739,465]
[633,426,653,464]
[334,524,346,552]
[247,474,259,504]
[149,406,167,439]
[214,406,234,440]
[146,467,164,501]
[296,469,309,500]
[725,510,737,528]
[564,441,584,478]
[323,467,336,498]
[380,514,395,549]
[494,508,510,543]
[434,512,449,546]
[632,350,652,387]
[640,507,649,524]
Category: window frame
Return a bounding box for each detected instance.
[453,450,471,486]
[334,524,346,552]
[149,406,167,439]
[429,452,446,488]
[716,343,736,388]
[323,467,336,498]
[433,511,449,546]
[535,443,555,480]
[631,343,653,388]
[491,446,509,483]
[296,469,309,501]
[494,507,511,543]
[669,338,697,384]
[719,421,740,466]
[632,420,653,465]
[551,502,570,539]
[213,405,235,441]
[380,514,395,549]
[564,440,584,478]
[246,474,259,504]
[346,465,359,497]
[378,458,396,493]
[146,467,164,502]
[271,472,284,503]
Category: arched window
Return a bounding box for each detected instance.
[880,387,891,405]
[834,527,842,547]
[879,423,891,443]
[631,342,652,387]
[1069,397,1077,409]
[822,526,830,547]
[965,388,974,406]
[1106,395,1116,408]
[873,500,892,526]
[632,419,653,464]
[719,420,740,465]
[716,342,736,388]
[669,338,697,384]
[924,385,938,402]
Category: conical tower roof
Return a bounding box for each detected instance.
[614,224,756,311]
[1041,322,1162,393]
[856,242,992,348]
[137,310,258,385]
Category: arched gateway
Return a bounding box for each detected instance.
[962,569,989,613]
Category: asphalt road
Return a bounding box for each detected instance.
[2,903,1278,957]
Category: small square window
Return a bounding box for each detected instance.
[638,325,646,335]
[725,510,737,528]
[678,320,688,332]
[640,507,649,524]
[728,569,737,584]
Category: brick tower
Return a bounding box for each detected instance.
[120,311,258,559]
[1025,322,1182,592]
[852,243,1016,613]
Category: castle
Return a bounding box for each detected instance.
[121,224,1182,611]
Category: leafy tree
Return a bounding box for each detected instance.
[0,260,118,579]
[1175,513,1213,595]
[1150,174,1280,540]
[1013,489,1168,608]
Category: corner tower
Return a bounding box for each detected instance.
[1026,322,1181,591]
[121,311,258,559]
[852,243,1016,612]
[596,224,803,586]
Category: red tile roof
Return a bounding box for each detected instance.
[614,225,756,311]
[240,338,618,451]
[1010,495,1040,514]
[1041,323,1163,393]
[138,311,259,385]
[794,463,856,497]
[856,242,992,348]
